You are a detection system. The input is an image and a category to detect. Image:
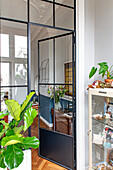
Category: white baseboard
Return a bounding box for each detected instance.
[40,116,53,128]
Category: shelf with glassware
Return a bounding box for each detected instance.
[88,88,113,170]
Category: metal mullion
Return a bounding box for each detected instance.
[0,85,28,88]
[74,0,76,169]
[72,33,75,170]
[28,0,30,22]
[27,21,31,136]
[30,22,73,32]
[42,0,74,9]
[39,83,73,85]
[38,32,74,42]
[38,41,41,155]
[0,17,27,24]
[53,0,55,27]
[53,38,55,131]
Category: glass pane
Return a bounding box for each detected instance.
[30,0,53,26]
[39,40,53,84]
[1,63,10,86]
[30,24,68,91]
[0,0,27,21]
[54,85,73,135]
[1,34,9,57]
[15,63,27,85]
[56,0,74,7]
[55,34,73,84]
[15,35,27,58]
[92,95,113,168]
[55,5,74,30]
[0,20,28,86]
[1,87,27,112]
[39,85,53,131]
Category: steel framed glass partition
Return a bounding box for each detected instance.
[0,0,76,169]
[38,32,75,169]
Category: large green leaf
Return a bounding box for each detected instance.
[89,67,97,79]
[0,124,3,132]
[0,126,9,138]
[5,100,21,121]
[0,120,8,126]
[4,145,24,169]
[23,107,37,131]
[0,110,9,119]
[13,125,23,134]
[6,130,15,136]
[1,135,23,147]
[22,136,39,149]
[99,65,108,74]
[21,92,35,113]
[0,149,6,169]
[98,62,107,66]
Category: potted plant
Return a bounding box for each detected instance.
[89,62,113,84]
[47,85,67,110]
[0,92,39,170]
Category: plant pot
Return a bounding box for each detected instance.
[105,79,113,84]
[13,149,31,170]
[55,102,61,110]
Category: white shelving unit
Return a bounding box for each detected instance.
[88,88,113,169]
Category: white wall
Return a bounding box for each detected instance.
[84,0,113,168]
[94,0,113,80]
[84,0,95,168]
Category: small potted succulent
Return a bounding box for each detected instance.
[0,92,39,170]
[89,62,113,84]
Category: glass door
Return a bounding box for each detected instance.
[38,32,75,170]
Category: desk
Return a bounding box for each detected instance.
[51,108,72,135]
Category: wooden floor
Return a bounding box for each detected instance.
[31,116,67,170]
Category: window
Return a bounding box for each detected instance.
[1,34,9,57]
[15,35,27,58]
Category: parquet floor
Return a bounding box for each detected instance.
[31,116,67,170]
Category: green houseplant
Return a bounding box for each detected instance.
[0,92,39,170]
[89,62,113,83]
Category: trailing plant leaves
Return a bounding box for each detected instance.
[13,125,23,134]
[0,149,6,168]
[0,126,9,138]
[22,136,39,149]
[5,100,21,121]
[21,92,35,113]
[5,130,15,136]
[0,110,9,119]
[89,67,97,79]
[0,124,3,132]
[23,107,37,131]
[98,62,107,66]
[4,144,24,169]
[1,135,23,147]
[99,65,108,74]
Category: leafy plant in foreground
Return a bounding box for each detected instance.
[0,92,39,169]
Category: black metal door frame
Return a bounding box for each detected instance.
[38,31,75,170]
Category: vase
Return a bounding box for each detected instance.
[105,79,113,84]
[55,102,61,110]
